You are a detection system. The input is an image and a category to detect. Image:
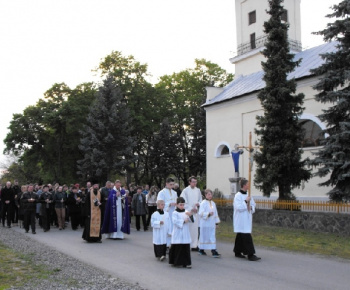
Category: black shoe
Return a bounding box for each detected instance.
[25,230,29,233]
[198,250,207,256]
[7,226,11,228]
[212,250,221,258]
[248,255,261,261]
[235,253,246,258]
[191,247,199,252]
[32,231,36,234]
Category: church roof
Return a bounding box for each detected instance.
[203,41,338,107]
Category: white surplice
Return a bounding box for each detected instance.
[151,211,171,245]
[198,199,220,250]
[180,186,202,248]
[171,211,192,244]
[157,187,177,246]
[233,191,256,233]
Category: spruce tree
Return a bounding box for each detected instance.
[254,0,311,199]
[77,76,136,183]
[310,1,350,202]
[149,118,183,188]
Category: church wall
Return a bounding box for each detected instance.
[205,76,332,199]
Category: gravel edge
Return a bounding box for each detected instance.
[0,226,145,290]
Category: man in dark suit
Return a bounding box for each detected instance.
[1,181,15,228]
[132,186,148,231]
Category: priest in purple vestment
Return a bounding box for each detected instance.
[101,181,130,239]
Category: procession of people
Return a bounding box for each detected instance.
[0,177,260,269]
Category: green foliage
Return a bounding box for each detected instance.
[156,59,233,185]
[3,49,233,186]
[0,161,26,185]
[310,0,350,201]
[254,0,311,199]
[95,51,164,184]
[97,53,233,186]
[149,118,183,187]
[3,82,96,184]
[77,76,136,183]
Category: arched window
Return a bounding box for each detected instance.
[299,118,325,148]
[215,143,231,157]
[221,146,230,155]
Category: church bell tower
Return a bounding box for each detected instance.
[230,0,302,76]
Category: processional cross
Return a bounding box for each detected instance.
[236,132,262,212]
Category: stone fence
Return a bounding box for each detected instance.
[217,206,350,236]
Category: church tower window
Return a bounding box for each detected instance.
[249,10,256,25]
[281,9,288,22]
[250,33,256,49]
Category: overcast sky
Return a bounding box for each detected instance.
[0,0,340,166]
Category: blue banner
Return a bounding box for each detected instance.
[231,151,240,173]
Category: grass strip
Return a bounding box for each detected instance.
[0,241,52,290]
[216,221,350,259]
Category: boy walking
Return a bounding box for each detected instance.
[169,197,192,268]
[198,189,221,257]
[151,200,171,261]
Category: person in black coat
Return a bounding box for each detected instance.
[12,180,21,224]
[132,186,148,231]
[67,186,83,230]
[99,181,112,227]
[16,185,27,228]
[39,185,54,232]
[21,184,39,234]
[1,181,15,228]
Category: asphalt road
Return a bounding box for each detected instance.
[12,225,349,290]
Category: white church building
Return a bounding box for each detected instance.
[203,0,336,199]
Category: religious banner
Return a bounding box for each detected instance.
[231,151,241,173]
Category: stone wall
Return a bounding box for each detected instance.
[217,206,350,236]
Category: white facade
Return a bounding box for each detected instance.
[204,0,332,198]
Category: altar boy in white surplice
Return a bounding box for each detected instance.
[168,197,192,268]
[157,177,177,246]
[180,176,202,251]
[151,200,171,261]
[198,189,221,258]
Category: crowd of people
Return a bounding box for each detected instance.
[0,177,261,268]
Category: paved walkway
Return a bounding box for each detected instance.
[12,226,350,290]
